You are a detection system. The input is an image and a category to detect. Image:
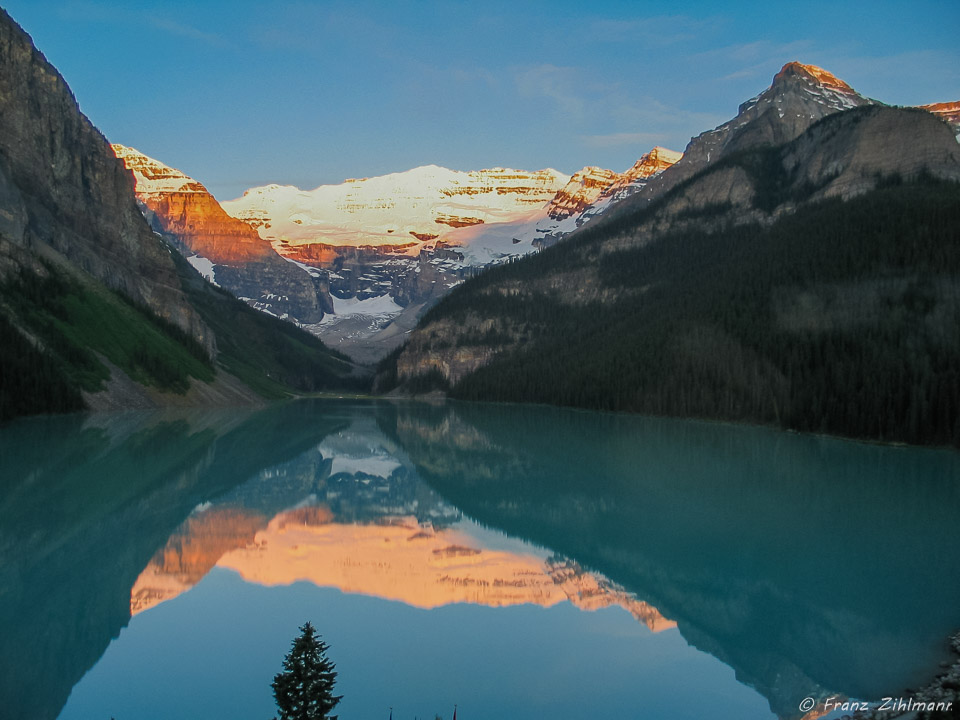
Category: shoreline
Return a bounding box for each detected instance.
[851,631,960,720]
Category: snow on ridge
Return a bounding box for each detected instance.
[324,294,404,320]
[186,255,218,285]
[221,164,570,250]
[112,144,207,195]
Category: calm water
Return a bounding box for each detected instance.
[1,399,959,720]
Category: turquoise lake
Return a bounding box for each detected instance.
[1,399,959,720]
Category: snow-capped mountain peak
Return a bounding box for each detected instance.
[111,144,207,195]
[624,146,684,180]
[222,164,570,250]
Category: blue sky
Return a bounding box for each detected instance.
[6,0,959,200]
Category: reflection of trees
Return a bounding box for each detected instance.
[376,400,960,719]
[0,402,347,720]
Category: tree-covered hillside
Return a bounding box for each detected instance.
[0,254,367,422]
[382,176,960,446]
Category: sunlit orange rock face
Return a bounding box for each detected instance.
[622,146,684,183]
[546,167,622,220]
[112,145,331,323]
[772,61,856,94]
[130,507,268,615]
[434,214,485,228]
[131,503,674,632]
[112,145,274,264]
[215,510,675,632]
[143,193,276,264]
[275,240,418,269]
[545,147,682,221]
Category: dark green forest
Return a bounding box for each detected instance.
[0,263,215,422]
[391,178,960,446]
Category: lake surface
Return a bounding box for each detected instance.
[1,399,959,720]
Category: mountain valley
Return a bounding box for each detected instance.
[0,0,958,448]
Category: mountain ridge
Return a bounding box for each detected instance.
[377,64,960,447]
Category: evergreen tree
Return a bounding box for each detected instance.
[272,622,342,720]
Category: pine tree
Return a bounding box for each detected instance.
[272,622,342,720]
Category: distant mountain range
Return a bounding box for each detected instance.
[117,140,682,361]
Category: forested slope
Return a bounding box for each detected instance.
[379,107,960,446]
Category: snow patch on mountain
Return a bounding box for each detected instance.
[112,144,207,195]
[323,294,404,320]
[920,101,960,142]
[186,255,218,285]
[222,165,569,251]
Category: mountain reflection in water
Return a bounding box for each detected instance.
[1,399,958,720]
[377,400,960,718]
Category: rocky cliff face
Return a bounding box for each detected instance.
[548,147,683,222]
[531,146,682,245]
[546,166,623,220]
[613,106,960,244]
[0,9,209,347]
[610,62,876,219]
[113,145,332,323]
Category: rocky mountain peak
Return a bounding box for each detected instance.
[111,144,206,195]
[0,8,209,347]
[772,61,857,94]
[920,101,960,139]
[602,62,874,219]
[113,145,333,323]
[748,60,870,117]
[625,147,684,181]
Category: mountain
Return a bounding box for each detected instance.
[378,63,960,447]
[920,100,960,139]
[0,10,206,344]
[0,9,361,421]
[606,62,875,219]
[112,145,334,323]
[524,146,682,246]
[215,152,679,363]
[222,165,568,252]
